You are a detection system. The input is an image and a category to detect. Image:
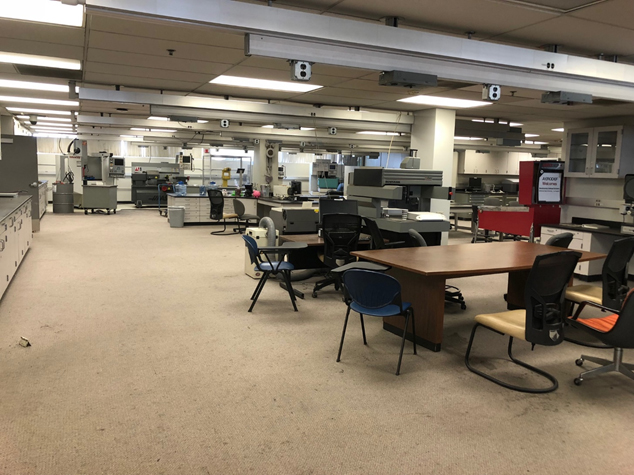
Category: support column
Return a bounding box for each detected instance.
[410,108,456,245]
[252,142,280,196]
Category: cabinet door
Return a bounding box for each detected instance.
[565,128,593,176]
[0,230,9,298]
[590,126,621,178]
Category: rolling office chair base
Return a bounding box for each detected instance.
[465,324,559,393]
[574,348,634,385]
[445,286,466,310]
[234,219,259,234]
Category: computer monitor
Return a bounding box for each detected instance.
[469,177,482,190]
[288,180,302,196]
[318,198,358,224]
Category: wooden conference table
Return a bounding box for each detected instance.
[352,241,605,352]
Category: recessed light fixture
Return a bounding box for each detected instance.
[148,116,169,121]
[398,95,492,108]
[301,127,315,131]
[357,131,400,136]
[472,118,495,123]
[0,0,84,27]
[525,134,539,138]
[32,122,76,128]
[261,125,274,128]
[0,51,81,70]
[524,140,548,145]
[0,96,78,106]
[0,79,71,92]
[509,122,523,127]
[18,115,71,122]
[120,135,142,138]
[7,107,72,115]
[454,136,485,141]
[33,132,77,138]
[197,120,208,124]
[552,128,564,132]
[210,75,323,93]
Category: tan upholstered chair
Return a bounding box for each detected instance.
[465,251,581,393]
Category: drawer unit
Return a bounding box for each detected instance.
[0,197,32,301]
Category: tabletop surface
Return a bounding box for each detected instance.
[352,241,606,278]
[259,242,308,251]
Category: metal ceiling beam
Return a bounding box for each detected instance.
[84,0,634,98]
[77,88,413,128]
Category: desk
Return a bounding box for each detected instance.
[352,242,605,352]
[279,233,373,269]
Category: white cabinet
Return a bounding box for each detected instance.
[167,195,257,224]
[564,126,634,178]
[0,198,32,301]
[38,181,47,219]
[459,150,526,176]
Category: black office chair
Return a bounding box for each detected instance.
[568,290,634,386]
[233,198,259,234]
[364,217,404,249]
[408,229,467,310]
[465,250,581,393]
[312,214,387,298]
[545,232,574,248]
[566,237,634,313]
[208,189,238,235]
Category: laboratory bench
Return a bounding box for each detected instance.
[0,194,33,300]
[166,194,257,224]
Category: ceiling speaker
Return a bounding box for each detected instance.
[624,175,634,203]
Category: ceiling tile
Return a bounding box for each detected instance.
[87,31,245,64]
[569,0,634,30]
[0,19,85,46]
[491,16,634,57]
[86,49,233,76]
[85,62,213,86]
[0,37,83,60]
[88,15,245,49]
[84,72,202,93]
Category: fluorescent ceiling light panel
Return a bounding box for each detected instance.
[509,122,523,127]
[210,75,322,93]
[300,127,315,131]
[0,96,78,106]
[0,51,80,70]
[148,116,169,121]
[32,123,75,128]
[33,133,77,138]
[197,120,208,124]
[0,79,69,92]
[7,107,72,115]
[552,128,564,132]
[525,134,539,137]
[454,136,485,141]
[399,95,492,108]
[0,0,84,27]
[357,131,400,136]
[472,118,495,123]
[261,125,274,128]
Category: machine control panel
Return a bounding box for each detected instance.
[108,157,126,177]
[177,153,193,170]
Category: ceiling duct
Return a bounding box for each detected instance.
[379,70,438,88]
[541,91,593,105]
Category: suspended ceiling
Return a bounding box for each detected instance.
[0,0,633,150]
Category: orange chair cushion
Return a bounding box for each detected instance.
[573,313,618,333]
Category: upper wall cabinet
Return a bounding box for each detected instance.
[564,126,634,178]
[458,150,532,175]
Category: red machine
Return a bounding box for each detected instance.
[478,160,564,240]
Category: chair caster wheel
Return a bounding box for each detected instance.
[575,358,584,367]
[312,292,317,298]
[461,303,467,310]
[574,377,583,386]
[84,210,88,215]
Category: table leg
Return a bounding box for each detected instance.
[507,269,530,309]
[384,268,446,352]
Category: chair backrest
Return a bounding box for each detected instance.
[545,232,574,248]
[342,269,402,310]
[603,289,634,348]
[602,237,634,310]
[233,198,245,217]
[242,235,261,267]
[208,189,224,220]
[363,218,386,250]
[524,250,582,346]
[322,213,363,269]
[408,229,428,247]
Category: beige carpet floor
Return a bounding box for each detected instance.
[0,208,632,475]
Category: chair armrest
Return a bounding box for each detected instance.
[571,300,620,320]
